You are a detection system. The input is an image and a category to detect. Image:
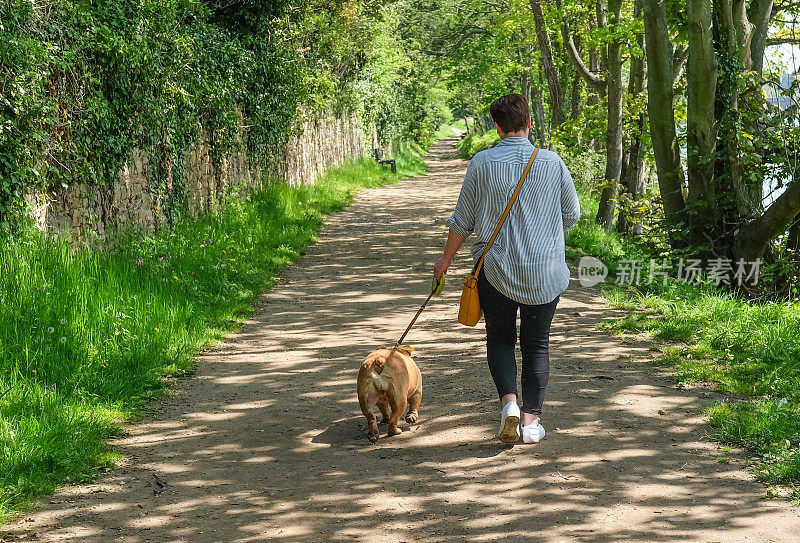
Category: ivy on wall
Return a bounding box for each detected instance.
[0,0,446,226]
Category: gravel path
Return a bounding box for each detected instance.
[4,137,799,542]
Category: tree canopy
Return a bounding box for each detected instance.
[2,0,800,292]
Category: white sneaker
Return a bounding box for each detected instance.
[521,420,545,443]
[498,402,521,444]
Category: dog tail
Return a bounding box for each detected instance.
[369,369,390,392]
[369,356,390,391]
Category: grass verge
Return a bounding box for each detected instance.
[456,130,500,158]
[0,146,427,521]
[433,119,467,140]
[565,183,800,500]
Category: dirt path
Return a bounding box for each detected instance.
[5,137,800,542]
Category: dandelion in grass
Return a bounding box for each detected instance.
[174,276,179,280]
[60,318,66,325]
[48,326,54,333]
[60,337,67,344]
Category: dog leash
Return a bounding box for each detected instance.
[393,275,445,347]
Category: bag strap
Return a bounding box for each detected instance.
[473,147,539,278]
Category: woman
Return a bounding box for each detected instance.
[433,93,581,444]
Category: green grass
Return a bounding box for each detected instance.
[0,147,427,521]
[564,187,651,276]
[597,281,800,495]
[566,186,800,500]
[393,142,429,177]
[456,130,500,158]
[434,119,467,140]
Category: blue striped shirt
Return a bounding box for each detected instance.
[446,137,581,305]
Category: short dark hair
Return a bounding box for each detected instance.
[489,94,530,134]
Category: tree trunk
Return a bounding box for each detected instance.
[617,0,647,236]
[788,213,800,255]
[699,0,769,258]
[730,0,773,213]
[749,0,775,75]
[620,136,646,236]
[713,0,751,221]
[686,0,717,216]
[522,69,537,146]
[729,0,796,262]
[533,66,547,147]
[520,44,539,146]
[616,149,632,233]
[643,0,686,232]
[588,51,601,107]
[595,0,625,230]
[522,67,530,106]
[571,71,581,120]
[530,0,565,126]
[569,35,582,121]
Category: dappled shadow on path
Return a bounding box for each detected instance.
[4,138,799,542]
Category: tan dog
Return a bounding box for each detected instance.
[357,346,422,443]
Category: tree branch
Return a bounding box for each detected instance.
[752,74,800,125]
[766,37,800,45]
[423,28,492,57]
[773,0,800,12]
[746,0,775,73]
[530,0,565,125]
[748,0,775,25]
[736,178,800,260]
[554,0,607,93]
[672,46,689,83]
[773,101,800,121]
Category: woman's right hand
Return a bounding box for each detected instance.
[433,255,451,280]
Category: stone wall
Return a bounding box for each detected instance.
[27,113,365,238]
[275,114,366,186]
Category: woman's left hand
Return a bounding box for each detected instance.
[433,255,451,280]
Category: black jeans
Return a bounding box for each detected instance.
[477,268,559,416]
